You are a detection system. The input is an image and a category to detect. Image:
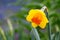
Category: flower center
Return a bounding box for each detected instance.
[32,14,42,25]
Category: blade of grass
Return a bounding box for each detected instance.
[0,27,7,40]
[31,28,40,40]
[7,18,14,40]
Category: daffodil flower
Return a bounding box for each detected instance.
[26,9,48,29]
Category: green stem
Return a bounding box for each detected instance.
[41,6,51,40]
[32,28,40,40]
[45,10,51,40]
[48,22,51,40]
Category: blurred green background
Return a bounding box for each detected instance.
[0,0,60,40]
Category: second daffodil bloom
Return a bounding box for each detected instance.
[26,9,49,29]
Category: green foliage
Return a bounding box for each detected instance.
[0,0,60,40]
[11,0,60,40]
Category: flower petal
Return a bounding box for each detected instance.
[26,15,32,22]
[31,22,37,28]
[39,16,49,29]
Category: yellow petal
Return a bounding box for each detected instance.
[26,9,36,22]
[31,22,37,28]
[29,9,45,16]
[26,15,32,22]
[39,16,48,29]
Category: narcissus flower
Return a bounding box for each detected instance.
[26,9,49,29]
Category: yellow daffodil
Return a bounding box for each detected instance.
[26,9,49,29]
